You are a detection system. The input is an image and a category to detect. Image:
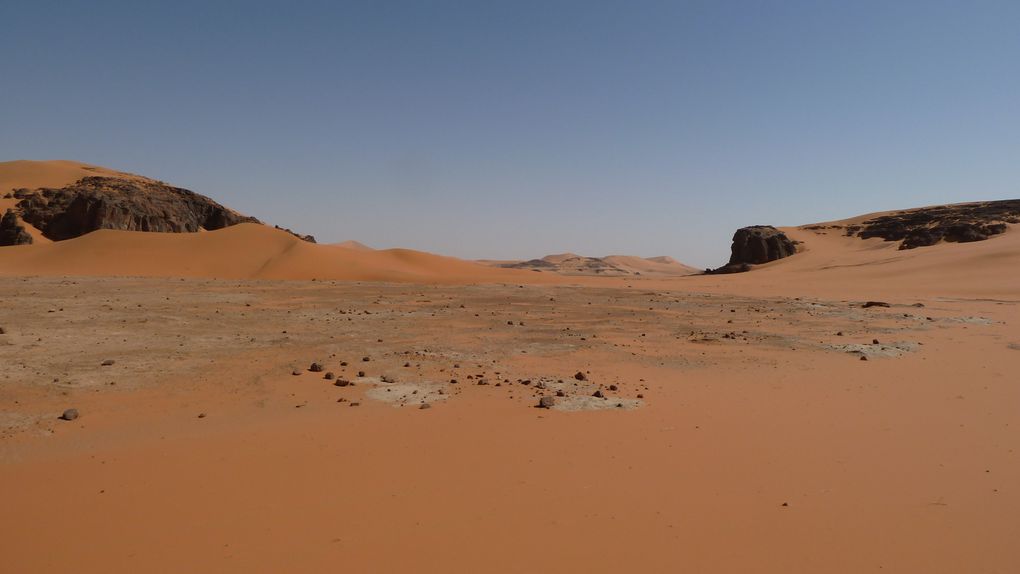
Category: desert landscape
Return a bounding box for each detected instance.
[1,160,1018,572]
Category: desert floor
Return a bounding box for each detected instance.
[1,274,1018,573]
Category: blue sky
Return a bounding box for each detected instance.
[2,1,1018,267]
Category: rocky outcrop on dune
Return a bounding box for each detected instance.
[0,210,32,246]
[839,200,1020,249]
[707,225,797,274]
[494,253,698,276]
[12,176,260,241]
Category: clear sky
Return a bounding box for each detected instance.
[2,1,1018,267]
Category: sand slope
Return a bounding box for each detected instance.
[680,223,1020,299]
[0,223,550,283]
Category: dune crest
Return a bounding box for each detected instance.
[0,223,549,283]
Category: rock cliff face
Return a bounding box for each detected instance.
[707,225,797,273]
[844,200,1020,249]
[13,176,260,241]
[0,210,33,246]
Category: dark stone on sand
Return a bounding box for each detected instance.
[592,390,604,398]
[574,372,587,381]
[101,359,115,366]
[59,408,79,421]
[538,396,556,409]
[0,209,32,246]
[324,372,335,380]
[707,226,797,273]
[334,379,351,387]
[419,403,431,410]
[863,301,890,308]
[309,362,324,372]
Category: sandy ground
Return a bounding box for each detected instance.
[1,273,1018,573]
[2,160,1018,572]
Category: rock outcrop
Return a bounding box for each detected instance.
[844,200,1020,249]
[0,210,33,246]
[707,225,797,273]
[13,176,260,241]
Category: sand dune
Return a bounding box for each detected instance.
[0,223,550,283]
[333,239,373,251]
[680,221,1020,299]
[601,254,701,276]
[0,159,142,192]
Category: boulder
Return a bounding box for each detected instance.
[707,225,797,273]
[0,210,32,246]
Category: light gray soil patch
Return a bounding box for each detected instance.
[829,341,920,358]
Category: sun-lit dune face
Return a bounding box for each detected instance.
[0,222,560,284]
[0,160,143,192]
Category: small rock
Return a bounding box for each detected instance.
[419,403,431,410]
[324,372,335,380]
[592,390,604,398]
[291,369,302,376]
[380,375,396,383]
[334,379,351,387]
[555,390,566,397]
[863,301,890,308]
[537,396,556,409]
[309,362,324,372]
[101,359,115,366]
[609,384,618,391]
[574,372,587,381]
[59,408,79,421]
[197,413,207,419]
[872,339,880,345]
[362,356,371,362]
[357,371,366,377]
[860,355,868,361]
[349,402,360,407]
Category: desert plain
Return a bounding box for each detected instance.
[1,161,1019,573]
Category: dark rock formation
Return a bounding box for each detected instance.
[707,226,797,273]
[0,210,33,246]
[14,176,259,241]
[843,200,1020,250]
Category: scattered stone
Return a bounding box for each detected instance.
[592,390,604,398]
[100,359,115,366]
[380,375,396,383]
[863,301,890,308]
[349,402,360,407]
[538,396,556,409]
[609,384,618,391]
[860,355,868,361]
[419,403,431,410]
[574,372,587,381]
[872,339,880,345]
[309,362,324,372]
[324,372,335,380]
[197,413,207,419]
[59,408,79,421]
[555,390,566,397]
[334,379,351,387]
[362,356,371,362]
[357,371,366,377]
[292,369,302,376]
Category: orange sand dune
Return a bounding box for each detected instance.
[0,223,553,283]
[0,159,141,192]
[682,223,1020,299]
[602,254,701,276]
